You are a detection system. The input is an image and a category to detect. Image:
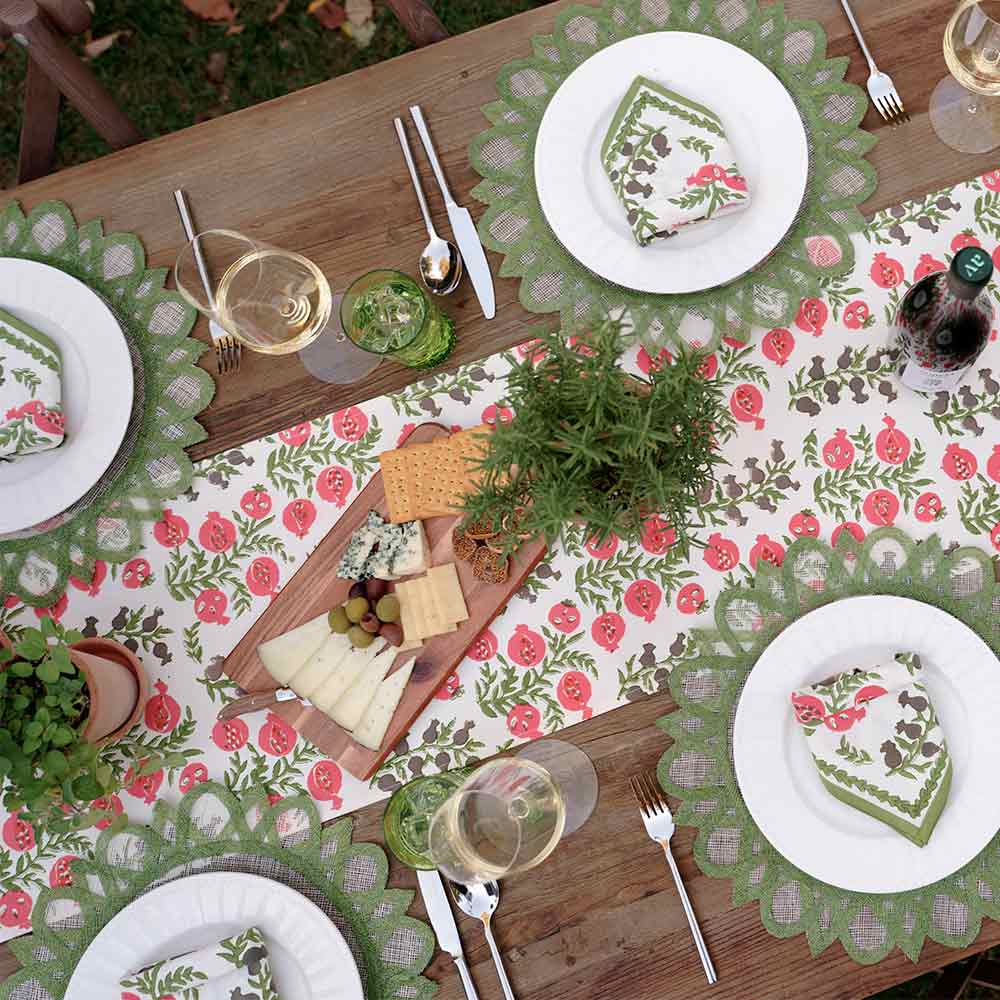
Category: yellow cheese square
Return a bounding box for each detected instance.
[427,563,469,625]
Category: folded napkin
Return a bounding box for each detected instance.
[791,653,951,847]
[0,306,65,460]
[119,926,278,1000]
[601,76,751,246]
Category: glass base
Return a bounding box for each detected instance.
[516,739,599,836]
[298,293,382,384]
[929,76,1000,154]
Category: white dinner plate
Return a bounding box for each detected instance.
[67,871,364,1000]
[534,32,809,294]
[732,596,1000,894]
[0,258,134,533]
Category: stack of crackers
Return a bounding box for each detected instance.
[380,425,491,524]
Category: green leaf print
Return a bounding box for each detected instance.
[836,734,873,766]
[265,416,381,494]
[389,363,495,418]
[701,453,799,528]
[679,135,713,161]
[11,368,40,393]
[817,273,869,324]
[924,369,1000,436]
[102,708,201,786]
[787,346,898,415]
[863,189,958,245]
[573,543,696,610]
[958,476,1000,536]
[183,621,203,664]
[373,718,485,786]
[0,825,93,892]
[223,740,318,797]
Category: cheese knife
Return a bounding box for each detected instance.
[416,869,481,1000]
[408,105,496,321]
[217,688,309,720]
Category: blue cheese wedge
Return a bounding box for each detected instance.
[329,645,399,730]
[362,523,405,580]
[391,520,430,577]
[310,637,387,713]
[337,510,386,579]
[258,613,331,685]
[353,659,416,751]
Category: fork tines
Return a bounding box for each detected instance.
[630,772,667,816]
[215,336,242,375]
[875,90,909,126]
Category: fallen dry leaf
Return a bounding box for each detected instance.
[308,0,346,30]
[225,22,245,34]
[181,0,236,22]
[205,50,228,83]
[342,19,377,47]
[344,0,372,27]
[268,0,289,21]
[82,30,130,59]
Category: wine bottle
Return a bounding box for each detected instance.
[894,245,994,393]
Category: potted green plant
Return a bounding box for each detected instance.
[0,617,148,831]
[462,319,723,554]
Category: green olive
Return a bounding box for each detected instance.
[375,594,400,624]
[345,596,370,623]
[328,605,350,634]
[348,625,374,648]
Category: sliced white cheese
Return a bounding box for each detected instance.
[353,659,416,751]
[391,521,430,577]
[287,632,351,699]
[257,613,330,685]
[328,645,398,730]
[309,637,387,713]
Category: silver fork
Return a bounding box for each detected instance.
[631,772,717,985]
[172,189,242,374]
[838,0,909,125]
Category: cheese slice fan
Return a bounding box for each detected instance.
[310,637,387,713]
[353,659,416,751]
[329,646,402,731]
[257,613,330,685]
[287,632,352,699]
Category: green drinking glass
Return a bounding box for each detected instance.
[341,270,456,369]
[383,769,471,870]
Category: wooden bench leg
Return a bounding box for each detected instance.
[17,55,61,183]
[384,0,449,47]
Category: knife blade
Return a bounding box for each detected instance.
[408,105,496,320]
[416,869,481,1000]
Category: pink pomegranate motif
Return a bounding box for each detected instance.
[696,353,719,380]
[854,685,887,706]
[278,422,311,446]
[212,717,249,751]
[805,234,843,268]
[993,246,1000,271]
[870,252,904,288]
[153,508,189,547]
[2,814,34,852]
[789,510,820,538]
[316,464,353,506]
[517,338,547,363]
[761,328,795,365]
[482,403,513,426]
[875,416,910,465]
[435,673,461,700]
[124,762,164,805]
[467,628,498,662]
[584,533,618,559]
[704,533,739,572]
[557,672,593,719]
[332,406,368,441]
[952,230,982,250]
[283,498,316,538]
[49,855,77,888]
[506,704,543,740]
[686,163,747,190]
[987,445,1000,483]
[307,761,343,807]
[640,515,675,555]
[507,624,546,667]
[69,559,107,596]
[0,890,31,929]
[259,711,297,756]
[33,406,64,435]
[992,522,1000,552]
[3,595,18,609]
[145,680,181,733]
[676,582,706,614]
[749,534,785,569]
[636,346,672,374]
[122,557,151,589]
[915,492,944,523]
[795,297,828,336]
[591,612,625,652]
[942,443,978,481]
[33,593,68,622]
[842,300,872,330]
[914,253,946,281]
[624,579,662,623]
[397,423,417,445]
[194,588,230,625]
[92,795,123,830]
[832,522,865,549]
[198,511,236,553]
[823,429,855,469]
[246,556,280,598]
[729,384,764,430]
[791,693,825,725]
[863,489,900,526]
[548,601,581,633]
[240,485,272,519]
[983,170,1000,192]
[824,707,865,733]
[179,762,209,793]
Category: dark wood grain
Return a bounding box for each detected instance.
[385,0,449,47]
[16,56,61,184]
[223,423,546,779]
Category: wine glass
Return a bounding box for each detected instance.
[427,740,598,884]
[931,0,1000,153]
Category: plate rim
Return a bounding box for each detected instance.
[533,30,810,294]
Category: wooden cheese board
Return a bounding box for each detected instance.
[222,422,546,780]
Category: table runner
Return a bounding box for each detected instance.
[658,529,1000,964]
[0,781,435,1000]
[2,169,1000,954]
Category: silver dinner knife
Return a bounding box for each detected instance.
[416,869,481,1000]
[408,105,496,320]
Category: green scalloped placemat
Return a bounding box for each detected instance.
[470,0,877,352]
[657,528,1000,965]
[0,200,215,607]
[0,781,436,1000]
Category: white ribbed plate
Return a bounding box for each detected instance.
[733,596,1000,894]
[66,872,363,1000]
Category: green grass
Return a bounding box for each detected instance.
[0,0,549,188]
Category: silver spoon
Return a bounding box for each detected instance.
[450,880,516,1000]
[393,117,463,295]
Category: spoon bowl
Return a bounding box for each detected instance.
[420,236,463,295]
[450,880,516,1000]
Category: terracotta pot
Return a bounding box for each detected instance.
[0,631,147,746]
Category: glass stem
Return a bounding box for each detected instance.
[969,93,982,115]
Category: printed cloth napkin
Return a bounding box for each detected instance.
[0,306,65,459]
[791,653,952,847]
[119,926,278,1000]
[601,75,751,246]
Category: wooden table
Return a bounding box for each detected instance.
[3,0,998,996]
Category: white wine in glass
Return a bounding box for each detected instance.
[932,0,1000,153]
